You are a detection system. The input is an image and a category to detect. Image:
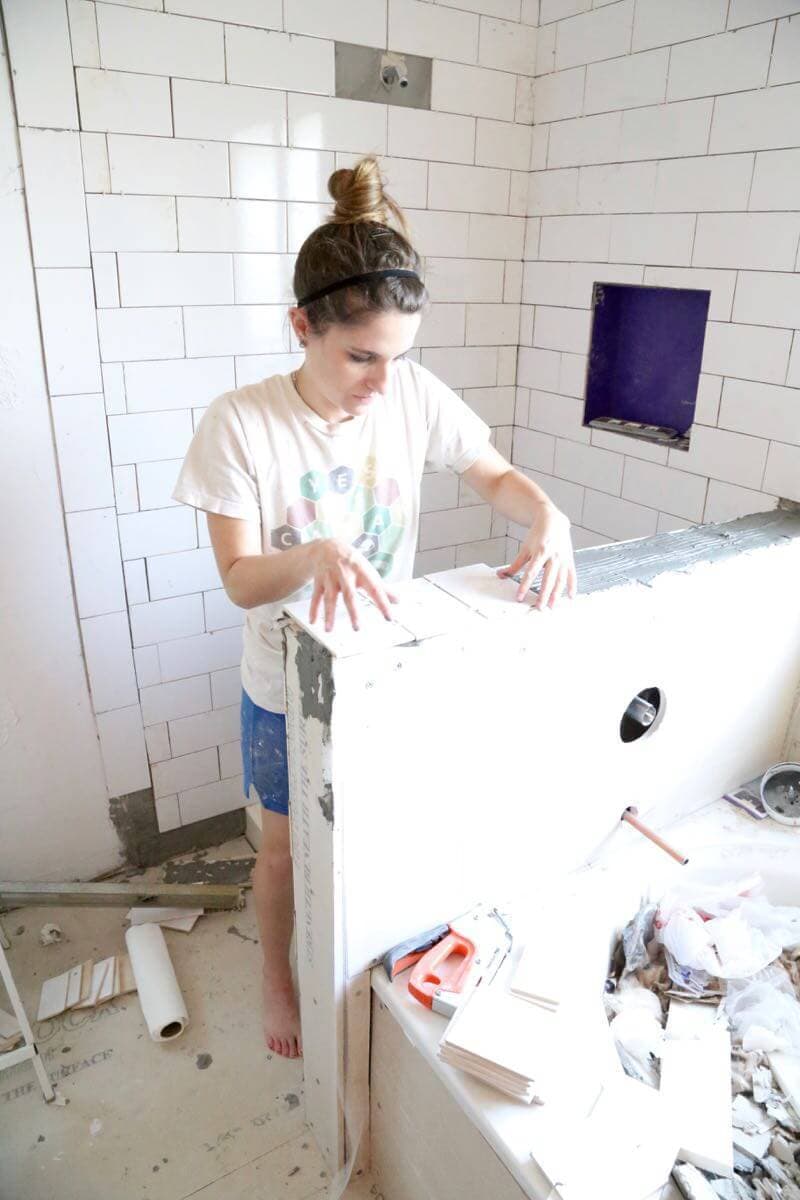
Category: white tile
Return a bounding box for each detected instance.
[235,351,303,386]
[732,271,800,330]
[442,0,523,18]
[118,507,198,560]
[97,308,184,362]
[729,0,800,27]
[609,214,695,266]
[406,210,470,258]
[516,75,535,125]
[479,15,538,74]
[750,149,800,211]
[68,1,100,68]
[152,747,219,800]
[431,61,517,122]
[518,347,559,392]
[92,252,120,308]
[524,469,585,523]
[535,22,557,75]
[135,647,161,693]
[420,347,498,389]
[654,155,753,213]
[667,424,768,489]
[140,675,212,726]
[523,260,643,308]
[113,465,139,514]
[693,374,723,426]
[789,334,800,388]
[548,111,622,169]
[219,738,242,778]
[233,254,295,305]
[2,0,78,128]
[556,2,634,71]
[710,83,800,154]
[96,706,150,797]
[177,198,285,253]
[529,388,591,443]
[137,460,183,508]
[226,26,333,94]
[718,378,800,446]
[424,258,505,303]
[504,261,523,304]
[693,214,800,271]
[204,588,245,632]
[764,440,800,502]
[530,125,549,171]
[287,202,331,252]
[130,594,205,647]
[87,195,177,252]
[108,134,229,197]
[668,23,773,102]
[336,153,428,210]
[285,0,384,45]
[497,347,517,386]
[533,67,585,124]
[428,163,510,214]
[643,266,735,322]
[540,0,590,20]
[632,0,727,51]
[145,723,171,765]
[455,537,508,568]
[20,130,89,268]
[167,0,281,24]
[147,547,220,599]
[155,794,181,832]
[288,92,386,154]
[178,775,244,824]
[622,458,707,521]
[540,216,611,262]
[108,410,193,465]
[704,480,777,524]
[770,15,800,85]
[66,508,126,617]
[125,357,235,413]
[51,394,115,512]
[124,559,149,605]
[512,426,556,472]
[619,99,714,163]
[509,170,528,217]
[462,386,516,425]
[81,612,139,713]
[230,145,332,202]
[702,323,793,385]
[415,304,466,348]
[418,505,492,550]
[534,306,592,354]
[81,132,111,193]
[389,0,479,64]
[524,216,542,259]
[465,304,520,346]
[173,78,285,145]
[585,48,668,115]
[76,68,172,136]
[388,108,475,165]
[102,362,126,415]
[570,524,611,548]
[96,4,224,80]
[159,626,243,682]
[184,305,288,357]
[577,161,656,215]
[554,438,624,492]
[559,352,587,398]
[529,169,581,217]
[36,269,102,395]
[476,120,531,171]
[590,427,668,463]
[414,546,457,576]
[118,252,233,306]
[168,703,239,756]
[583,489,658,540]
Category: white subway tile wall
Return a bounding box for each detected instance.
[12,0,800,827]
[518,0,799,551]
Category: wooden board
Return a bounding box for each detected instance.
[0,882,243,910]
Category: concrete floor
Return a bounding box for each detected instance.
[0,838,375,1200]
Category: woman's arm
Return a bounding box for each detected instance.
[207,513,396,631]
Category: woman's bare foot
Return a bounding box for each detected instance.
[263,967,302,1058]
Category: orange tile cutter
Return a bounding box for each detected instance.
[382,904,513,1018]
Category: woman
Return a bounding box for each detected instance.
[174,157,576,1059]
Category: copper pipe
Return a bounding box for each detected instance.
[621,807,689,866]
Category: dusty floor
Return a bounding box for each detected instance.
[0,838,375,1200]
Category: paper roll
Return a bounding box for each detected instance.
[125,924,189,1042]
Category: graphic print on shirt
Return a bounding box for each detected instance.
[269,456,405,578]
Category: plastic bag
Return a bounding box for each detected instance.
[723,965,800,1054]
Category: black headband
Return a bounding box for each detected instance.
[296,268,422,308]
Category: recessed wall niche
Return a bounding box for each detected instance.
[584,283,711,451]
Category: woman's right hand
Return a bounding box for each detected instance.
[309,539,398,632]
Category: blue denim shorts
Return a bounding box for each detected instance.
[241,689,290,816]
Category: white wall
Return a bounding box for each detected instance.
[513,0,800,553]
[0,14,122,880]
[1,0,538,836]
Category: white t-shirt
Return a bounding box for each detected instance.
[173,360,490,713]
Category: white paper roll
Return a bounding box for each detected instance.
[125,923,189,1042]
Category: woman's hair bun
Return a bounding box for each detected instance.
[328,157,408,236]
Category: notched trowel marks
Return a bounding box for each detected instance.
[163,854,254,886]
[293,632,336,827]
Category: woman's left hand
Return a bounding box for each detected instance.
[497,502,577,609]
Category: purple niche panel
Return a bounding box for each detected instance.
[583,283,711,438]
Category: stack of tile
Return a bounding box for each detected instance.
[37,955,136,1021]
